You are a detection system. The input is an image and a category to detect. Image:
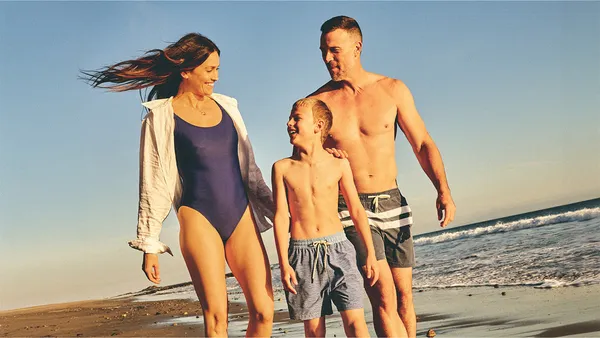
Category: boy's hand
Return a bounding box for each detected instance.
[362,255,380,286]
[281,264,298,294]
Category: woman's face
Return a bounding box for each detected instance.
[182,51,220,96]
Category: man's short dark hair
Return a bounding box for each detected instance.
[320,15,363,41]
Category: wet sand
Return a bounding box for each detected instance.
[1,284,599,337]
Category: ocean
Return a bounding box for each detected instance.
[130,198,600,301]
[412,197,600,289]
[272,197,600,291]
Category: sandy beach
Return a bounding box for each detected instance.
[2,284,599,337]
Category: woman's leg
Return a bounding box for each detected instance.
[178,206,229,337]
[225,206,274,337]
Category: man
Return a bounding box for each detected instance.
[308,15,456,338]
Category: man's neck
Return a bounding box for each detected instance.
[335,67,370,94]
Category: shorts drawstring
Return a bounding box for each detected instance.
[367,194,391,213]
[310,240,331,282]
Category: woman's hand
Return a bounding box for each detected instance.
[142,253,161,284]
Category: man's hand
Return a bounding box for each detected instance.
[142,253,161,284]
[281,264,298,294]
[325,148,349,159]
[362,255,380,287]
[436,192,456,227]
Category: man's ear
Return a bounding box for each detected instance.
[355,40,363,56]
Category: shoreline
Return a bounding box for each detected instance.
[2,284,599,337]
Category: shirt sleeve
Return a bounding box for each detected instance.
[128,113,173,255]
[247,137,275,223]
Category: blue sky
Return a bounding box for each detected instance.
[1,1,598,310]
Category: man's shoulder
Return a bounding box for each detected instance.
[369,74,411,101]
[380,75,411,92]
[371,73,404,89]
[307,81,337,99]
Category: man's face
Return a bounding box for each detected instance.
[320,29,360,81]
[287,106,315,146]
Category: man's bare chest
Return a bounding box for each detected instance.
[326,96,397,140]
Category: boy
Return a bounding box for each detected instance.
[271,98,380,337]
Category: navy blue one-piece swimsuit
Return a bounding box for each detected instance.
[174,101,249,242]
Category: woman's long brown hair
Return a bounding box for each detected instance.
[80,33,220,101]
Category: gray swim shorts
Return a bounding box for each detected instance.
[285,232,364,321]
[338,187,416,268]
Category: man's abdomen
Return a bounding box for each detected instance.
[344,144,398,193]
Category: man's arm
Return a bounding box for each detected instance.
[271,161,297,294]
[393,79,456,227]
[339,159,379,286]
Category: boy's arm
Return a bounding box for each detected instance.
[339,159,380,285]
[271,161,297,293]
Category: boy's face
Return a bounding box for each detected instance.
[287,105,316,147]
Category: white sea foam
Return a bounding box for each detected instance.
[415,207,600,245]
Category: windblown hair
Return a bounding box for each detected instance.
[293,98,333,144]
[80,33,220,101]
[320,15,363,41]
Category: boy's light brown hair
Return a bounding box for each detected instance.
[292,98,333,144]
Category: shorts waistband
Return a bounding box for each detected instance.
[339,187,401,202]
[356,187,400,200]
[289,231,347,247]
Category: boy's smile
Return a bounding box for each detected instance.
[287,106,315,146]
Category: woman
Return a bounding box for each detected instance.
[81,33,275,337]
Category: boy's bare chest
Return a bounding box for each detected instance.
[285,166,340,197]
